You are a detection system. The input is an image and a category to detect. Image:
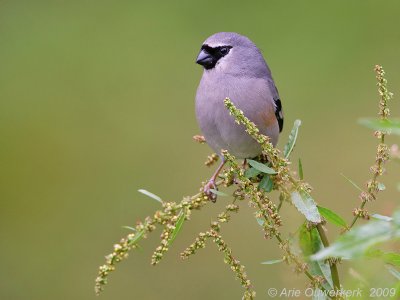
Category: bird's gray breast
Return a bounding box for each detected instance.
[195,74,279,158]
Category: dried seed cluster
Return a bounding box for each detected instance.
[350,66,391,228]
[193,134,206,144]
[205,153,219,166]
[95,190,211,294]
[182,230,256,300]
[352,208,370,220]
[95,216,157,295]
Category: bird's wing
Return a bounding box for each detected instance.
[274,97,284,133]
[267,79,284,132]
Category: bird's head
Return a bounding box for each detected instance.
[196,32,270,77]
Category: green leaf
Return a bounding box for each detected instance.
[127,229,145,246]
[378,183,386,191]
[259,174,273,192]
[311,220,400,260]
[393,211,400,226]
[168,211,185,246]
[299,224,333,291]
[367,249,400,267]
[371,214,393,222]
[291,190,322,223]
[317,206,348,228]
[256,218,264,226]
[395,281,400,298]
[340,173,363,192]
[299,225,320,256]
[261,259,284,265]
[138,189,163,203]
[247,159,277,174]
[122,226,136,232]
[209,189,228,197]
[298,158,304,180]
[386,265,400,280]
[283,119,302,158]
[359,118,400,135]
[245,167,261,178]
[312,288,328,300]
[380,252,400,267]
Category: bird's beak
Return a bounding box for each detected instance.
[196,49,214,68]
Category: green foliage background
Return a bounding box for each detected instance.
[1,1,399,299]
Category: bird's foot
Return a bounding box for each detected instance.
[204,179,217,202]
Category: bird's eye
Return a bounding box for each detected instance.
[219,47,230,56]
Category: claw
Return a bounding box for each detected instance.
[203,158,226,202]
[204,179,218,202]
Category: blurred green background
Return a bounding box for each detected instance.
[1,1,399,299]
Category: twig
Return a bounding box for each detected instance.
[349,65,391,229]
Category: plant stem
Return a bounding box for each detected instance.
[316,224,341,292]
[348,134,385,230]
[254,197,332,298]
[349,201,366,229]
[350,65,391,229]
[289,177,341,293]
[223,99,340,297]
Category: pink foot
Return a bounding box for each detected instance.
[204,179,217,202]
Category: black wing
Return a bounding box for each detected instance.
[267,78,284,133]
[274,97,284,133]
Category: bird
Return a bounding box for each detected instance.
[195,32,283,201]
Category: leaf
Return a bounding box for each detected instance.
[359,118,400,135]
[138,189,163,203]
[291,190,322,223]
[283,119,302,158]
[299,224,333,291]
[371,214,393,222]
[259,174,273,192]
[311,220,400,260]
[386,265,400,280]
[298,158,304,180]
[122,226,136,232]
[393,210,400,226]
[379,251,400,267]
[168,211,185,246]
[394,283,400,299]
[261,259,284,265]
[245,167,261,178]
[340,173,363,192]
[247,159,277,174]
[209,189,228,197]
[312,288,328,300]
[395,281,400,298]
[256,218,264,226]
[367,249,400,267]
[127,229,145,246]
[317,206,348,229]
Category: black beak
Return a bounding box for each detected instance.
[196,49,215,69]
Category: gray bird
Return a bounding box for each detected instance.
[195,32,283,200]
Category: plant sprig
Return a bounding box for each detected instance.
[95,65,398,300]
[349,65,392,229]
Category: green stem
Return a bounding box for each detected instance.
[288,177,342,294]
[349,201,367,229]
[256,200,332,298]
[316,224,341,293]
[348,134,385,230]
